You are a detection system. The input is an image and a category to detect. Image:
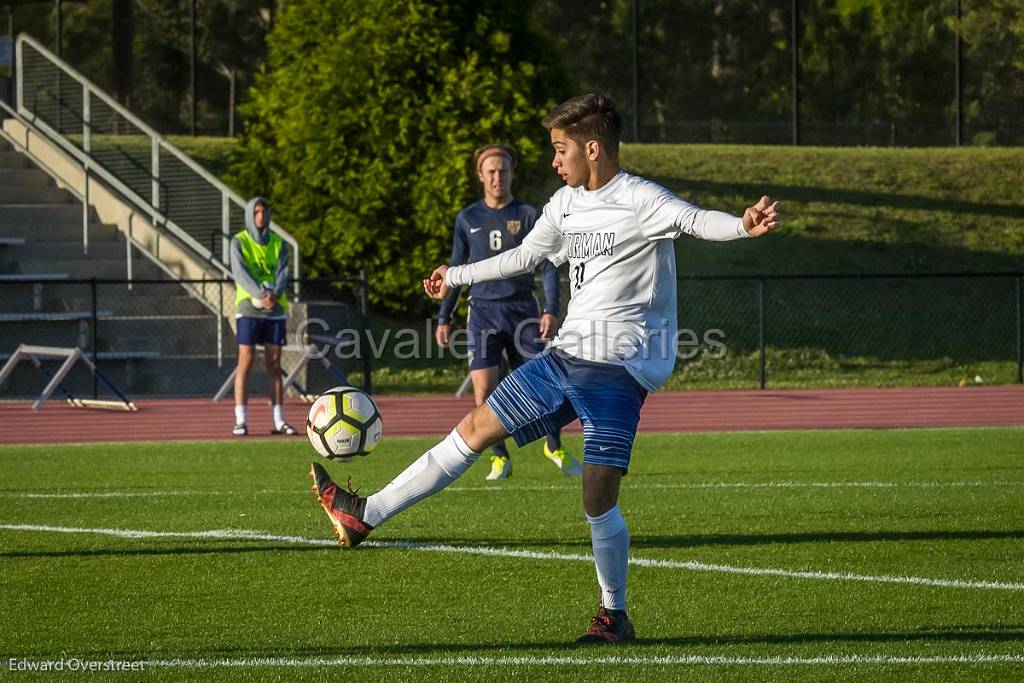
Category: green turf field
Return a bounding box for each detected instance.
[3,428,1024,681]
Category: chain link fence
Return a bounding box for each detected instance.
[1,273,1020,400]
[0,276,369,401]
[672,273,1023,389]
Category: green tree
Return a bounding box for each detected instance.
[955,0,1024,145]
[230,0,564,314]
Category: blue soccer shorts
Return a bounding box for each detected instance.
[486,349,648,471]
[236,316,286,347]
[467,298,544,371]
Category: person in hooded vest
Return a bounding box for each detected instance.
[229,196,296,436]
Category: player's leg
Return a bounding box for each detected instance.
[471,366,511,478]
[559,356,647,644]
[310,400,508,547]
[232,317,256,436]
[262,319,295,435]
[468,301,513,478]
[262,333,299,436]
[510,307,581,476]
[309,351,577,548]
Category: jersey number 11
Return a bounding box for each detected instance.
[572,263,585,290]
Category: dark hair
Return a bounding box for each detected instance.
[542,94,622,157]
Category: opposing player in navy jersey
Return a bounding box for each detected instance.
[310,94,779,644]
[436,144,581,480]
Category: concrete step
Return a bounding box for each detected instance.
[0,318,91,350]
[0,167,62,190]
[0,222,121,241]
[0,151,30,169]
[1,287,211,316]
[69,292,211,314]
[4,258,167,279]
[0,240,129,263]
[97,317,231,356]
[0,184,74,204]
[0,203,92,226]
[0,312,225,357]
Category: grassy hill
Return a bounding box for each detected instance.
[617,144,1024,276]
[185,140,1024,392]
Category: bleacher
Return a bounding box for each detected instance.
[0,137,240,397]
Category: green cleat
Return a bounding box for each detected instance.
[485,454,512,480]
[544,444,583,477]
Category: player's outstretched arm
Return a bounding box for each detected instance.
[742,195,780,237]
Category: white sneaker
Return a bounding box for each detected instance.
[485,455,512,480]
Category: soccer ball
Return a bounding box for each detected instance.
[306,386,383,461]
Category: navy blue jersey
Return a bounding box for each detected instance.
[438,199,560,323]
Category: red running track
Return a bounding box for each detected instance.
[0,385,1022,445]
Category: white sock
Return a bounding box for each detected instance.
[234,405,247,425]
[272,404,285,430]
[363,429,480,528]
[586,505,629,612]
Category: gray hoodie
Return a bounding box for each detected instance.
[229,196,289,319]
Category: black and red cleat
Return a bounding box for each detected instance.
[574,606,636,645]
[309,461,373,548]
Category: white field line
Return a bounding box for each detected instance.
[31,653,1024,669]
[2,480,1023,499]
[452,480,1024,492]
[0,490,282,499]
[3,523,1024,592]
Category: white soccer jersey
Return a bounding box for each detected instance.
[445,171,749,391]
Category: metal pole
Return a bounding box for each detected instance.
[790,0,800,146]
[6,2,13,106]
[758,278,766,389]
[360,269,372,394]
[1017,275,1022,384]
[228,69,235,137]
[81,82,89,151]
[631,0,639,142]
[189,0,196,136]
[55,0,61,132]
[954,0,962,147]
[125,224,132,290]
[221,192,230,263]
[14,23,21,112]
[217,280,223,369]
[81,165,88,254]
[151,137,159,209]
[54,0,61,59]
[90,277,98,398]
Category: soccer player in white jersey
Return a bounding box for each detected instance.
[310,93,779,644]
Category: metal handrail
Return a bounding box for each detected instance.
[0,98,223,317]
[13,33,301,294]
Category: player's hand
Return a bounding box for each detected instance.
[423,265,450,300]
[435,323,451,348]
[260,292,274,309]
[539,313,559,340]
[742,195,780,237]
